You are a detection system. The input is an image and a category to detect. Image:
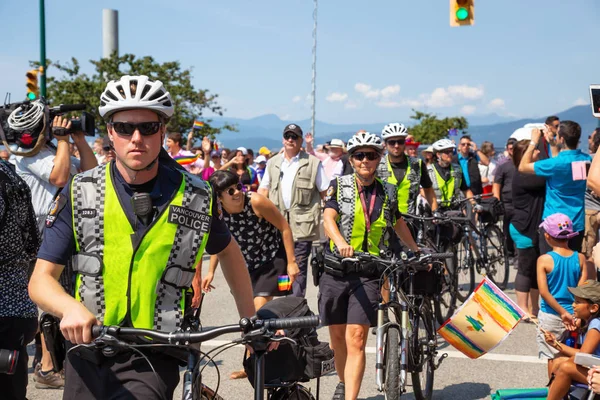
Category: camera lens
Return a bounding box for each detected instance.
[0,349,19,375]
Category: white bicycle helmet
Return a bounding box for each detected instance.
[347,131,384,154]
[432,139,456,152]
[381,123,408,140]
[99,75,174,119]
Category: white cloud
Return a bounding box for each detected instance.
[422,85,484,108]
[488,98,505,110]
[376,99,421,109]
[280,114,291,120]
[326,92,348,102]
[381,85,400,98]
[574,98,588,106]
[354,83,381,99]
[292,96,301,103]
[461,105,477,115]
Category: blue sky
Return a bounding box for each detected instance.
[1,0,599,124]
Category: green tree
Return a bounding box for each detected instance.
[32,53,236,139]
[408,110,468,144]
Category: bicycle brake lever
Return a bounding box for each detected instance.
[270,336,297,346]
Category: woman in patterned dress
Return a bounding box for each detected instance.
[192,170,299,378]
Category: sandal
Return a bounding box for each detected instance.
[332,382,345,400]
[230,370,247,380]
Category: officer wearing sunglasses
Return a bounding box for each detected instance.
[320,131,419,400]
[29,75,255,400]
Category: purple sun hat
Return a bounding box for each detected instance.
[539,213,579,240]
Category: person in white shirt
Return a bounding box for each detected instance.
[258,124,329,297]
[305,134,344,181]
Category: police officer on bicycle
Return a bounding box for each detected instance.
[377,123,438,214]
[427,139,476,209]
[29,75,255,399]
[320,131,419,400]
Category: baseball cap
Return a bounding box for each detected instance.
[255,155,267,164]
[210,150,219,158]
[283,123,303,137]
[568,280,600,304]
[237,147,248,156]
[259,146,271,156]
[539,213,579,239]
[329,139,345,148]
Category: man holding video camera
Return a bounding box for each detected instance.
[12,113,97,388]
[0,159,40,400]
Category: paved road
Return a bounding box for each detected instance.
[26,259,546,399]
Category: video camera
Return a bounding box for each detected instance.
[0,98,95,150]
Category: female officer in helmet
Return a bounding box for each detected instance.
[320,131,419,400]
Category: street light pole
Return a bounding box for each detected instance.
[39,0,46,98]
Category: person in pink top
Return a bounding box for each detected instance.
[165,132,204,174]
[305,133,344,180]
[197,137,221,181]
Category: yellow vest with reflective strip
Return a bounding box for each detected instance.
[70,163,212,331]
[376,155,422,214]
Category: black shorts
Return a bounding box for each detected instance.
[64,344,180,400]
[250,246,291,298]
[318,272,380,327]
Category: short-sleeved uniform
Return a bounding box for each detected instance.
[37,161,232,400]
[319,178,396,327]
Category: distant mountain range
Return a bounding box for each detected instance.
[207,105,598,150]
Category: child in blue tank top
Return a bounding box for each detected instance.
[536,213,587,377]
[542,280,600,400]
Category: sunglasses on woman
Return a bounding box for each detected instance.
[109,121,162,136]
[224,183,243,196]
[352,151,379,161]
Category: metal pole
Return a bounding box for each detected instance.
[310,0,318,137]
[39,0,46,98]
[102,9,119,58]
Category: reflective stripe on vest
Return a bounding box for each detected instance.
[71,163,212,331]
[377,155,421,214]
[330,174,393,255]
[427,163,462,206]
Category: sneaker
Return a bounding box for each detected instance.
[332,382,345,400]
[34,365,64,389]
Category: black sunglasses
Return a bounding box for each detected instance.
[109,121,162,136]
[224,183,243,196]
[387,139,405,146]
[440,149,454,154]
[283,132,300,141]
[352,151,379,161]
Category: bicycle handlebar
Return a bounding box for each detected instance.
[91,315,320,344]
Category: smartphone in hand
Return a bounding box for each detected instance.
[589,84,600,118]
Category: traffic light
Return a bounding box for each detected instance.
[450,0,474,27]
[26,69,39,100]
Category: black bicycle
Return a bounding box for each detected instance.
[332,251,450,400]
[84,314,320,400]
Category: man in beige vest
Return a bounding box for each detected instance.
[259,123,329,297]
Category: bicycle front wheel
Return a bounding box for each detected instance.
[434,242,458,326]
[410,300,435,400]
[484,225,510,290]
[455,236,475,303]
[272,384,316,400]
[384,327,401,400]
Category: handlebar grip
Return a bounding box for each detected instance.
[429,253,454,259]
[264,315,320,331]
[91,325,105,339]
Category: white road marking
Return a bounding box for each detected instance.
[200,340,545,364]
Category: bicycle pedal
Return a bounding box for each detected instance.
[434,353,448,370]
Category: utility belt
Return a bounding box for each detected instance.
[323,252,381,278]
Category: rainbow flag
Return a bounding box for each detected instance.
[278,275,291,292]
[193,120,204,129]
[438,277,526,359]
[173,154,199,166]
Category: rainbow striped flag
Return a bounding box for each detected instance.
[278,275,291,292]
[193,120,204,129]
[438,277,526,359]
[173,154,199,166]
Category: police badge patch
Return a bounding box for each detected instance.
[325,186,335,201]
[45,193,67,228]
